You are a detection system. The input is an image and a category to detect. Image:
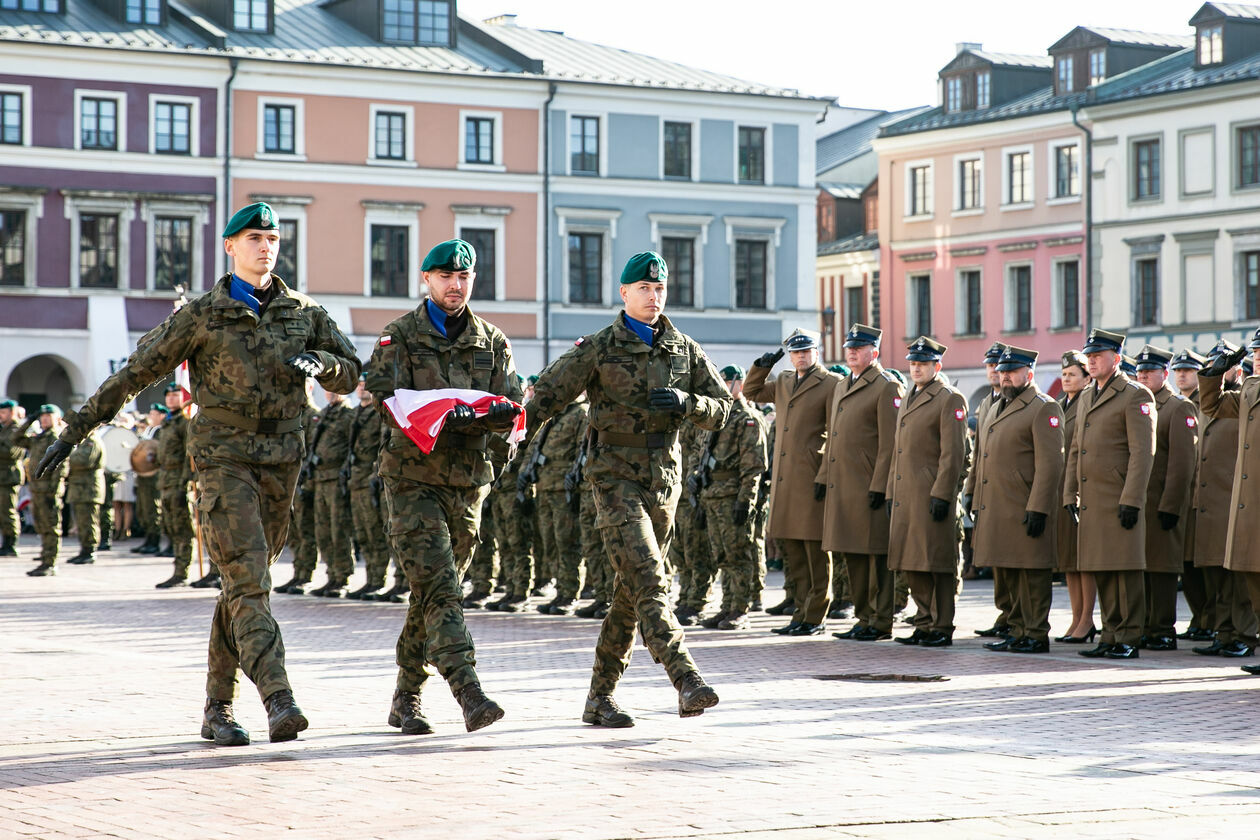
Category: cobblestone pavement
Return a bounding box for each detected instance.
[4,535,1260,839]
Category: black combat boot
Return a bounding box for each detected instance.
[454,682,504,732]
[27,563,55,576]
[581,692,635,728]
[201,698,250,746]
[548,597,576,616]
[575,600,608,619]
[68,552,95,565]
[347,581,383,600]
[273,575,304,594]
[0,535,13,556]
[136,533,161,555]
[263,689,308,743]
[462,589,493,609]
[156,573,188,589]
[97,534,111,551]
[675,671,719,718]
[307,580,332,597]
[387,689,434,735]
[189,570,221,589]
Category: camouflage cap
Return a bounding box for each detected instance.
[422,239,476,272]
[222,202,278,238]
[620,251,668,285]
[720,364,745,381]
[39,403,61,416]
[0,399,15,410]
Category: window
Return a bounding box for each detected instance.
[233,0,267,31]
[1135,258,1158,325]
[375,110,406,161]
[0,0,60,11]
[1134,138,1161,199]
[845,285,865,327]
[382,0,414,42]
[1056,56,1074,94]
[864,194,877,234]
[738,126,765,184]
[0,209,25,286]
[153,101,190,155]
[1239,125,1260,188]
[945,77,962,113]
[125,0,161,23]
[909,165,931,216]
[663,121,691,179]
[263,104,295,154]
[1246,251,1260,320]
[1055,144,1079,198]
[910,273,932,337]
[958,158,981,210]
[381,0,450,45]
[79,214,119,289]
[976,72,990,109]
[464,116,493,165]
[959,270,981,335]
[1007,151,1031,204]
[80,97,118,150]
[570,116,599,175]
[1199,23,1224,65]
[418,0,450,44]
[568,232,603,304]
[1,92,21,146]
[1055,260,1080,328]
[1089,48,1106,85]
[734,239,767,309]
[276,219,298,287]
[461,227,496,301]
[370,224,409,297]
[153,217,191,291]
[660,236,694,307]
[1007,265,1032,332]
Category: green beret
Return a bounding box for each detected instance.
[828,363,851,376]
[0,399,15,410]
[222,202,278,238]
[527,375,539,385]
[720,364,745,381]
[620,251,667,285]
[164,382,181,393]
[149,402,166,413]
[422,239,476,272]
[39,403,61,416]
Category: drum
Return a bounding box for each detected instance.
[100,425,140,474]
[130,439,160,477]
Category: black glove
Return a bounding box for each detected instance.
[1118,504,1140,530]
[929,496,950,522]
[445,404,476,429]
[1023,510,1047,538]
[648,387,689,415]
[868,491,885,510]
[885,499,894,518]
[1201,346,1248,377]
[813,482,827,501]
[34,439,73,480]
[1064,503,1080,523]
[486,401,522,428]
[732,501,750,525]
[754,348,784,368]
[1158,511,1180,531]
[517,493,536,517]
[286,352,324,378]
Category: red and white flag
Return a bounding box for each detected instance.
[384,388,526,454]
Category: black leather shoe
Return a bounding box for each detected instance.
[984,637,1017,651]
[676,671,719,717]
[1220,641,1255,658]
[920,630,953,647]
[895,629,924,645]
[454,682,504,732]
[771,622,802,635]
[201,699,250,746]
[787,622,825,637]
[1176,625,1202,640]
[1105,643,1139,659]
[1241,664,1260,675]
[833,625,865,640]
[1193,640,1226,656]
[1145,635,1177,651]
[582,692,635,728]
[1010,637,1050,654]
[765,598,795,616]
[1190,627,1217,642]
[975,623,1012,638]
[827,602,854,620]
[854,627,892,641]
[387,689,434,735]
[1079,642,1112,658]
[263,689,309,743]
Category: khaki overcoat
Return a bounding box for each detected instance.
[886,375,969,573]
[1054,393,1082,572]
[1199,372,1260,573]
[1144,383,1198,574]
[744,362,840,541]
[814,362,904,554]
[965,385,1064,570]
[1192,383,1240,568]
[1063,371,1156,572]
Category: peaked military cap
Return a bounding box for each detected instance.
[1061,350,1088,371]
[1208,338,1241,359]
[0,399,15,410]
[905,336,947,362]
[983,341,1009,364]
[39,403,61,416]
[1249,326,1260,350]
[1170,349,1207,371]
[422,239,476,272]
[1134,345,1174,371]
[782,328,820,351]
[720,364,746,381]
[1083,328,1126,354]
[620,251,667,285]
[828,363,851,376]
[1120,355,1138,375]
[221,201,278,238]
[995,345,1037,372]
[843,323,881,348]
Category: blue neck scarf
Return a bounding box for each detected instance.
[229,274,263,314]
[622,312,656,347]
[426,298,449,338]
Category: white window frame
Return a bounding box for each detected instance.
[953,152,984,215]
[566,112,607,177]
[148,93,200,157]
[1089,48,1106,85]
[976,71,991,109]
[0,190,44,289]
[903,158,934,220]
[659,117,700,182]
[457,109,504,172]
[1004,261,1035,332]
[452,204,511,301]
[362,201,422,299]
[650,213,712,308]
[0,83,33,147]
[724,215,785,311]
[556,206,620,305]
[63,192,135,290]
[1051,256,1082,330]
[1056,55,1074,94]
[366,103,415,167]
[140,199,210,293]
[256,96,305,160]
[734,122,773,186]
[954,267,983,336]
[1001,144,1034,210]
[1199,24,1224,65]
[1047,138,1082,204]
[73,89,127,152]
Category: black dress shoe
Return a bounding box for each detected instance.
[854,627,892,641]
[1220,641,1255,658]
[787,622,824,636]
[984,637,1017,651]
[920,630,953,647]
[1079,642,1112,658]
[1009,637,1050,653]
[1144,635,1177,651]
[1241,664,1260,675]
[826,602,854,620]
[1193,640,1225,656]
[975,623,1012,638]
[771,622,802,635]
[894,629,923,645]
[1105,643,1139,659]
[1176,625,1201,640]
[833,625,865,640]
[1190,627,1217,642]
[765,598,795,616]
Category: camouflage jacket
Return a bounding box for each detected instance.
[23,425,69,491]
[311,401,354,483]
[364,299,522,488]
[698,394,767,502]
[347,402,385,489]
[66,432,105,504]
[157,412,193,493]
[0,416,33,486]
[524,396,589,493]
[528,312,731,493]
[59,274,360,469]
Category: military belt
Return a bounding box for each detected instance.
[435,431,488,451]
[200,406,303,435]
[599,430,676,449]
[709,470,738,481]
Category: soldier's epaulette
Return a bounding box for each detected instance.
[1034,393,1053,404]
[1124,380,1145,391]
[879,370,897,384]
[1171,392,1190,403]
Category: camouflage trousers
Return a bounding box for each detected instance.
[101,473,119,542]
[468,493,498,595]
[580,488,612,601]
[350,484,390,587]
[1,483,19,545]
[197,458,297,703]
[492,484,533,597]
[385,478,488,694]
[538,490,582,599]
[161,487,195,576]
[676,507,716,612]
[135,473,162,539]
[31,487,64,564]
[313,481,354,585]
[701,496,758,614]
[831,558,852,604]
[71,502,100,555]
[589,479,698,696]
[288,487,317,581]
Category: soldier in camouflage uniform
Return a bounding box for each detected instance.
[527,251,730,728]
[572,421,613,619]
[275,385,320,594]
[673,422,716,624]
[463,491,498,608]
[155,383,198,588]
[131,405,165,556]
[485,454,533,611]
[363,239,522,736]
[524,395,590,615]
[343,378,391,599]
[695,365,767,630]
[0,400,30,557]
[37,202,360,746]
[306,390,355,596]
[22,406,67,575]
[65,427,105,565]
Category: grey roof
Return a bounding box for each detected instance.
[816,106,927,174]
[818,231,878,256]
[818,182,865,200]
[1196,2,1260,21]
[880,85,1083,138]
[1081,27,1192,49]
[968,50,1052,69]
[0,1,213,52]
[1092,44,1260,100]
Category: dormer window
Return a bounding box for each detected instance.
[976,71,990,108]
[945,77,962,112]
[233,0,268,31]
[0,0,61,11]
[943,71,990,114]
[1198,23,1224,64]
[382,0,451,46]
[1056,55,1074,94]
[1089,48,1106,85]
[125,0,161,24]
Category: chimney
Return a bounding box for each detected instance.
[956,41,982,55]
[483,14,517,26]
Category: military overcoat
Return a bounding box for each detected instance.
[1192,383,1240,567]
[1055,393,1082,572]
[1144,383,1198,574]
[1199,372,1260,573]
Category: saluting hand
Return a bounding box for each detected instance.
[1201,347,1248,377]
[753,348,784,368]
[34,440,72,480]
[286,352,324,378]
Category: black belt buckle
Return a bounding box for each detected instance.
[256,418,280,434]
[645,432,667,449]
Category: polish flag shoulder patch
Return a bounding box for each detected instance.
[1049,416,1060,428]
[893,397,902,408]
[379,334,392,346]
[1187,416,1197,428]
[1139,404,1152,415]
[574,336,585,346]
[954,408,966,421]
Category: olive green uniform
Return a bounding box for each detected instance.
[676,422,717,611]
[0,416,29,550]
[157,411,197,578]
[525,397,590,601]
[347,401,390,589]
[66,432,106,556]
[22,424,68,565]
[288,401,320,585]
[311,400,355,587]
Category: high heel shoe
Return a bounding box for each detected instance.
[1056,627,1098,644]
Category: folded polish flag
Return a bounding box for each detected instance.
[384,388,527,454]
